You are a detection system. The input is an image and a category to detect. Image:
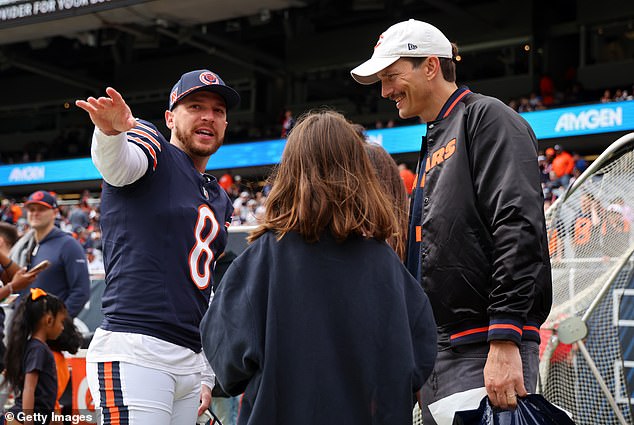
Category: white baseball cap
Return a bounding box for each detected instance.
[350,19,452,85]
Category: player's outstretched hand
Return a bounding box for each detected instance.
[75,87,136,136]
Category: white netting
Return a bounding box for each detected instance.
[540,133,634,425]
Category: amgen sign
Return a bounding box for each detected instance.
[8,165,45,182]
[555,107,623,132]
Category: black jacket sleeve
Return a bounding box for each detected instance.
[465,99,550,343]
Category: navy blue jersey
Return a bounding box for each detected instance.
[99,120,233,352]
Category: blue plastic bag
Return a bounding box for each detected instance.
[453,394,576,425]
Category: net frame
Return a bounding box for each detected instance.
[539,132,634,425]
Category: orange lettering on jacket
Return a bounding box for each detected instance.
[419,139,457,188]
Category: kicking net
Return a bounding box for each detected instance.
[539,132,634,425]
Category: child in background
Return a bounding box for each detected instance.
[47,316,83,417]
[4,289,66,425]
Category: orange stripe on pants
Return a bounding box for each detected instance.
[103,362,121,425]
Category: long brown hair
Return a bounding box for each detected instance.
[364,143,408,261]
[249,110,398,244]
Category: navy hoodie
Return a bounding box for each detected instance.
[201,231,437,425]
[21,227,90,317]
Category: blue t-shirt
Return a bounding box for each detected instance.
[99,120,233,352]
[9,338,57,423]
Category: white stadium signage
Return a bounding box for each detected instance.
[8,165,45,182]
[0,0,111,21]
[0,0,138,28]
[555,107,623,133]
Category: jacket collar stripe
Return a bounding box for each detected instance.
[442,89,472,119]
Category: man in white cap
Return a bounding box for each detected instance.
[351,20,552,422]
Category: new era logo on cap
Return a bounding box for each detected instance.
[408,43,418,50]
[168,69,241,111]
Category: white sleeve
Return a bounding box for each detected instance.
[200,350,216,390]
[91,127,149,187]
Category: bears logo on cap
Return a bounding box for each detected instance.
[200,72,219,85]
[25,190,57,209]
[170,89,178,106]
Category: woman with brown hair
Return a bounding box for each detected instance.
[201,110,436,425]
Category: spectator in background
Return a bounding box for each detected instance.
[12,191,90,318]
[233,174,248,193]
[614,89,624,102]
[68,203,90,231]
[74,226,94,253]
[600,89,612,103]
[281,109,295,138]
[551,144,575,188]
[254,198,266,223]
[538,155,551,186]
[601,203,630,258]
[232,191,250,225]
[398,163,415,196]
[0,200,13,224]
[528,92,543,110]
[573,153,587,175]
[243,199,259,226]
[518,96,532,112]
[219,170,234,193]
[568,153,588,188]
[605,196,633,226]
[0,199,22,225]
[571,192,603,258]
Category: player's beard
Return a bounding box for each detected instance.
[176,126,223,157]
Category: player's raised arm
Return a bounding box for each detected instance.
[76,87,148,187]
[75,87,136,135]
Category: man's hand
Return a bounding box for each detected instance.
[10,267,38,292]
[483,340,527,409]
[198,383,212,417]
[75,87,136,136]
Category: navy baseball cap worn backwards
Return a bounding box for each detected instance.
[169,70,240,111]
[25,191,58,209]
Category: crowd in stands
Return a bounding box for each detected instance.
[507,78,634,113]
[538,144,589,210]
[0,177,273,274]
[2,77,632,166]
[1,190,104,276]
